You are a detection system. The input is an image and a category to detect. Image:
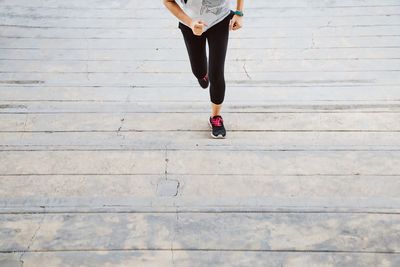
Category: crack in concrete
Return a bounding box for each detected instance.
[19,113,29,140]
[311,33,316,49]
[164,143,169,181]
[19,210,45,265]
[156,144,180,197]
[116,116,125,139]
[171,209,179,267]
[117,118,125,132]
[171,239,176,267]
[156,178,180,197]
[243,62,252,80]
[173,181,180,197]
[135,61,145,71]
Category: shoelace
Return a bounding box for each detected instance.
[211,116,223,127]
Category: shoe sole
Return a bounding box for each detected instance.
[208,120,226,139]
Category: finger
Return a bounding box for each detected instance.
[199,20,208,26]
[232,22,238,30]
[229,19,233,31]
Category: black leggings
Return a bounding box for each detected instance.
[178,10,234,105]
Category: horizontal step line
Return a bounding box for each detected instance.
[2,58,400,62]
[3,5,400,10]
[3,35,400,41]
[1,174,399,179]
[2,36,400,41]
[1,21,400,28]
[2,14,400,20]
[1,173,398,177]
[3,100,399,103]
[1,24,400,29]
[8,174,390,178]
[2,100,399,103]
[2,148,400,152]
[3,173,398,177]
[2,113,400,116]
[0,59,255,62]
[2,130,400,133]
[2,248,399,254]
[1,210,400,216]
[1,70,400,74]
[1,44,399,50]
[1,84,398,88]
[2,111,400,114]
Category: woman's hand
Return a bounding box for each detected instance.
[229,15,243,31]
[190,20,208,36]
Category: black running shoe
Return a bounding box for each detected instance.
[197,73,209,89]
[208,115,226,139]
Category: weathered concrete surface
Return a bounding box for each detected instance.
[1,0,400,266]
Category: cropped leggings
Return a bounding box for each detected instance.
[178,10,234,105]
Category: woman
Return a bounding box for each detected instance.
[163,0,244,138]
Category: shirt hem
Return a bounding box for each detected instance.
[203,9,232,32]
[178,9,233,32]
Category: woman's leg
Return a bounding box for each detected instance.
[211,102,222,117]
[178,23,208,80]
[205,12,233,117]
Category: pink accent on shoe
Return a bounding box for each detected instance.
[202,73,208,82]
[211,116,223,127]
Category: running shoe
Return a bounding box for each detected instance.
[197,73,209,89]
[208,115,226,138]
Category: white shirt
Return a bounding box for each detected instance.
[179,0,231,32]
